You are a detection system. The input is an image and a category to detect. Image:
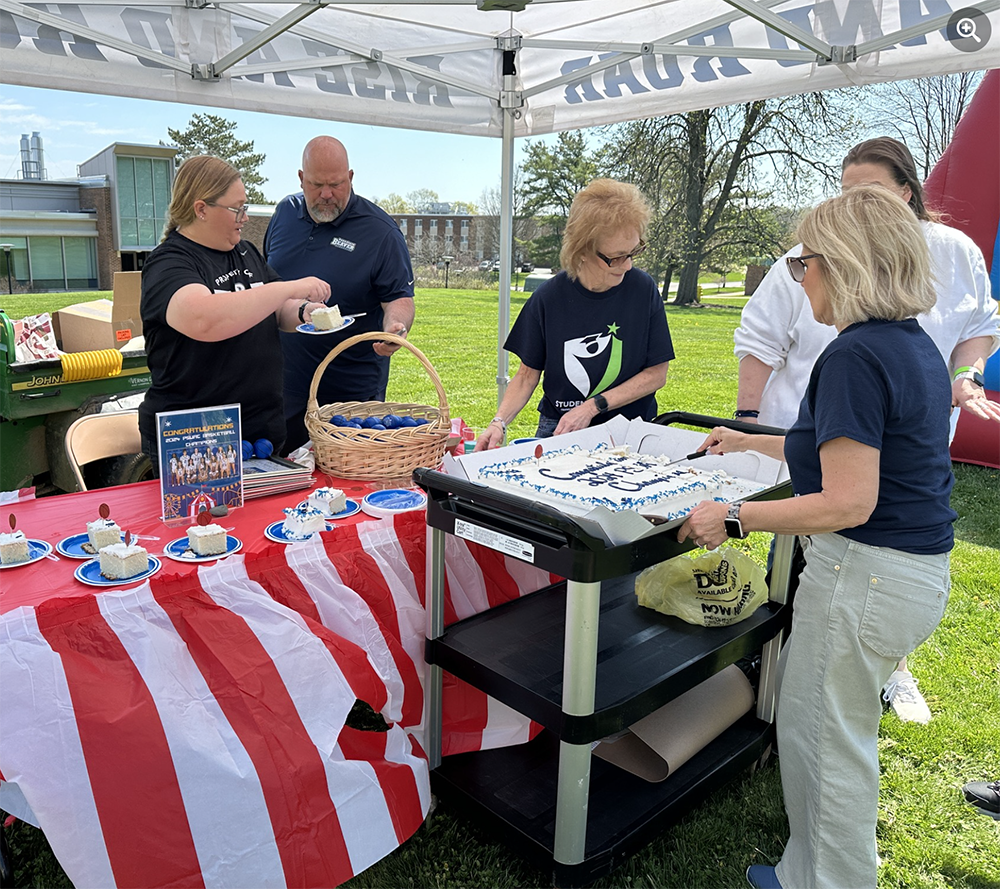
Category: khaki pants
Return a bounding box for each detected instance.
[775,532,949,889]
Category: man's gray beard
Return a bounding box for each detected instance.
[308,203,342,224]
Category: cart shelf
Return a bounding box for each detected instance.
[414,413,796,887]
[427,572,789,744]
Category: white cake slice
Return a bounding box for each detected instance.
[0,530,30,565]
[311,304,343,330]
[187,523,228,556]
[307,487,347,516]
[282,504,328,539]
[98,542,148,580]
[87,518,122,550]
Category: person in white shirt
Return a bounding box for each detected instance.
[734,137,1000,724]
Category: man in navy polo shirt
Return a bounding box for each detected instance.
[265,136,415,453]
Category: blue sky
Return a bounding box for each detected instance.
[0,84,551,207]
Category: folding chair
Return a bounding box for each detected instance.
[64,410,143,492]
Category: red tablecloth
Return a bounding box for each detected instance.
[1,478,555,888]
[0,477,381,612]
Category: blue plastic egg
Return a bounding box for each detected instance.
[370,423,387,431]
[330,415,348,426]
[398,416,418,427]
[413,417,429,426]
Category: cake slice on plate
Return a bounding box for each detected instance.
[0,530,30,565]
[99,541,148,580]
[187,523,228,556]
[307,487,347,516]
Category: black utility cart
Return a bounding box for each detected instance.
[414,412,796,887]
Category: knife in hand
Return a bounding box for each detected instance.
[661,448,710,468]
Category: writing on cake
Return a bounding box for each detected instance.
[478,443,765,521]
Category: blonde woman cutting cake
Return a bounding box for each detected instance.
[139,155,330,466]
[680,186,955,889]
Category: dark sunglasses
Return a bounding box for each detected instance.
[596,238,647,268]
[786,253,823,283]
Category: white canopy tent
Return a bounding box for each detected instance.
[3,0,997,401]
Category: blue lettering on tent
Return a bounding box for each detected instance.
[764,4,815,67]
[121,8,175,69]
[562,57,607,103]
[814,0,883,45]
[233,26,294,86]
[642,53,684,89]
[688,25,752,81]
[898,0,953,45]
[600,53,651,97]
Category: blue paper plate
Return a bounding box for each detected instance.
[163,535,243,563]
[295,316,355,335]
[264,520,333,544]
[73,556,161,587]
[0,539,53,569]
[57,531,124,560]
[297,498,361,520]
[361,489,427,518]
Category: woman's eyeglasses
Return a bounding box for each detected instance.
[208,202,250,222]
[786,253,823,283]
[596,239,647,268]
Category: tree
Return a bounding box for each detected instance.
[604,94,851,305]
[375,193,413,214]
[478,166,537,266]
[519,131,599,268]
[451,200,479,215]
[859,72,985,178]
[166,113,268,203]
[406,188,441,213]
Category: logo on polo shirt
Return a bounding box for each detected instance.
[331,237,356,252]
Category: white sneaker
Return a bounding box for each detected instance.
[882,670,931,724]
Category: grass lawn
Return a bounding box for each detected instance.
[3,288,998,889]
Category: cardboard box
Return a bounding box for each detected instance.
[443,416,790,546]
[54,272,142,353]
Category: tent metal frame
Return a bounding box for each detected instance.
[1,0,995,404]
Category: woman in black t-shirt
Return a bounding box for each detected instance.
[474,178,673,450]
[139,155,331,462]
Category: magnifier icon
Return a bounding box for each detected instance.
[957,16,982,42]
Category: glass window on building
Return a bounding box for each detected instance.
[430,220,438,237]
[117,155,172,249]
[17,236,98,291]
[0,237,28,290]
[415,219,423,238]
[28,237,65,291]
[64,237,99,289]
[399,219,408,235]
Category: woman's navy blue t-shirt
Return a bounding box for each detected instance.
[784,318,956,554]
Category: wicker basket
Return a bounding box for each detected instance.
[304,332,452,480]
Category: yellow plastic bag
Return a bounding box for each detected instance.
[635,547,769,627]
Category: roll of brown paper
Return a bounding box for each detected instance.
[592,664,755,782]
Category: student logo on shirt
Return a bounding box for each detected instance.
[331,237,356,252]
[563,323,623,399]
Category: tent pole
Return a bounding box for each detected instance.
[497,108,515,411]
